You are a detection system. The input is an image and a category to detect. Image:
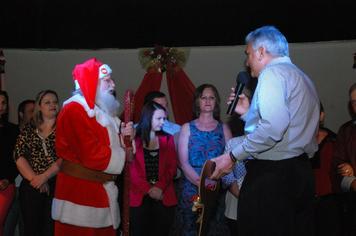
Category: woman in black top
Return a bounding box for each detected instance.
[0,91,19,235]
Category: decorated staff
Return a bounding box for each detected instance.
[198,160,220,236]
[122,89,135,236]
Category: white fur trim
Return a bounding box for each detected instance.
[114,117,122,129]
[52,183,120,229]
[104,123,125,174]
[52,198,113,228]
[63,95,109,125]
[88,109,95,117]
[74,80,80,90]
[99,64,112,79]
[63,96,94,118]
[63,94,89,111]
[104,181,120,229]
[95,110,110,128]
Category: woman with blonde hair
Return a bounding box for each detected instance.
[14,90,62,236]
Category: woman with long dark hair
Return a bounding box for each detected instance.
[130,101,178,236]
[0,91,19,235]
[14,90,62,236]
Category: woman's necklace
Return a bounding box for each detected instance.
[36,127,55,157]
[149,151,158,157]
[200,121,216,130]
[143,145,158,157]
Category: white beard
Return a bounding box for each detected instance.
[96,87,121,117]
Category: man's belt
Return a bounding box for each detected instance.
[60,159,117,183]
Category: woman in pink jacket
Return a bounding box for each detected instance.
[130,101,178,236]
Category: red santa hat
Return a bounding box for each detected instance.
[72,58,112,117]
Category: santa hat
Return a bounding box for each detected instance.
[72,58,112,117]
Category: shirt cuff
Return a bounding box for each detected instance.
[341,175,356,192]
[231,145,250,163]
[240,111,249,122]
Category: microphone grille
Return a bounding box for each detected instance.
[236,71,249,85]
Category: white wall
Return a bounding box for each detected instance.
[2,40,356,132]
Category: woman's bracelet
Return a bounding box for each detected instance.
[43,172,49,182]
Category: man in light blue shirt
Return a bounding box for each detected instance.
[211,26,319,235]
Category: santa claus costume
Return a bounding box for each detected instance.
[52,58,126,236]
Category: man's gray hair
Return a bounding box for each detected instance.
[245,26,289,57]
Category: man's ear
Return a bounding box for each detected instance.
[319,111,325,123]
[19,111,24,119]
[258,46,266,55]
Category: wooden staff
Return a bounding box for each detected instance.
[123,89,134,236]
[198,160,220,236]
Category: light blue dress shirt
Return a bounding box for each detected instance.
[232,56,320,162]
[134,119,181,136]
[162,120,181,135]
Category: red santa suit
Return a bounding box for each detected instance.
[52,59,126,235]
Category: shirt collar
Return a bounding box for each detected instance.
[260,56,291,75]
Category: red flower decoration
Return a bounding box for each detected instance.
[143,50,150,57]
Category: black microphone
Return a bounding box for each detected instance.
[226,72,249,116]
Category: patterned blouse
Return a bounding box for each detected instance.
[13,123,58,174]
[188,121,225,168]
[143,148,159,185]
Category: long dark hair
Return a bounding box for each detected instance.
[192,84,221,120]
[136,101,168,147]
[0,91,9,126]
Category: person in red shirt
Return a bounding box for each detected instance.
[312,103,346,236]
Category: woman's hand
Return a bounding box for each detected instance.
[30,173,48,189]
[0,179,10,190]
[148,186,163,201]
[338,163,354,177]
[39,182,50,196]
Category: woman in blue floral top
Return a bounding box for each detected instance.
[173,84,232,236]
